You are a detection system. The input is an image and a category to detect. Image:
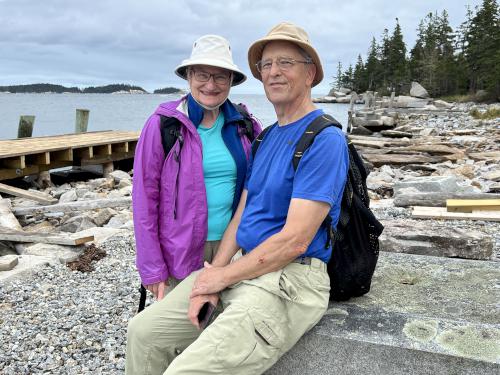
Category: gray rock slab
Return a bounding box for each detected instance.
[267,252,500,375]
[0,255,55,283]
[393,176,475,195]
[380,224,493,260]
[0,254,19,271]
[16,243,84,263]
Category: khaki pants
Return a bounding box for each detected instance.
[126,255,329,375]
[163,241,221,294]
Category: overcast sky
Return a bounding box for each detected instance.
[0,0,484,94]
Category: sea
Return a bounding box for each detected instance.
[0,93,355,140]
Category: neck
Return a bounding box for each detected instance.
[275,94,316,126]
[201,108,220,128]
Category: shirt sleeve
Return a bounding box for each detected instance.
[292,128,349,206]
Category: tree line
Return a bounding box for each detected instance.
[334,0,499,100]
[0,83,183,94]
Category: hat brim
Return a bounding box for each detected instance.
[175,58,246,86]
[248,36,323,87]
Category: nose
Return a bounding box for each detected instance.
[269,60,281,76]
[205,76,217,88]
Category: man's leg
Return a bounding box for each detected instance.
[126,272,201,375]
[164,261,329,375]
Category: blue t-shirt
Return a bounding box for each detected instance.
[197,112,237,240]
[236,109,349,262]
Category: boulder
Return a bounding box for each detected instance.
[380,224,493,260]
[17,243,84,263]
[397,95,429,108]
[91,208,117,227]
[393,176,476,196]
[60,214,96,233]
[410,82,430,98]
[0,254,19,271]
[59,189,78,203]
[109,170,132,183]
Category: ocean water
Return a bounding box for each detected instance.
[0,93,354,140]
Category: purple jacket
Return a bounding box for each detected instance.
[132,96,262,285]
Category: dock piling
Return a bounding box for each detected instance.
[75,109,90,133]
[17,116,35,138]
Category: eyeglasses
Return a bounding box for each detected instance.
[191,69,232,85]
[256,57,312,73]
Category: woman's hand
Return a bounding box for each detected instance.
[145,280,169,301]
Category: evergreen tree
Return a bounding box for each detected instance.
[365,37,380,90]
[463,0,500,98]
[353,55,367,92]
[387,18,407,94]
[333,62,343,90]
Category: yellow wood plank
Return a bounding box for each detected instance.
[446,199,500,213]
[412,206,500,221]
[26,152,50,165]
[94,144,112,156]
[51,149,73,162]
[0,156,25,169]
[73,146,93,159]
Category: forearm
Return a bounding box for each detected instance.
[222,228,307,285]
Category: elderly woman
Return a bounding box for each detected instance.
[132,35,261,303]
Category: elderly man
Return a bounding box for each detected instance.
[126,22,349,375]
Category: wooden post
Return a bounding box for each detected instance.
[103,162,114,178]
[75,109,90,133]
[17,115,35,138]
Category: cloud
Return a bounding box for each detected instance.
[0,0,484,93]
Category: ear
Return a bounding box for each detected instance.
[305,64,316,86]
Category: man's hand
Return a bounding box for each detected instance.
[145,280,168,301]
[190,262,228,298]
[188,293,219,329]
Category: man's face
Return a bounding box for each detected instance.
[260,41,315,107]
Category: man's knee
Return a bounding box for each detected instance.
[127,312,150,345]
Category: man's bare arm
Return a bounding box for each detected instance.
[190,198,330,297]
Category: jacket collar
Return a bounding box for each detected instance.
[186,93,243,127]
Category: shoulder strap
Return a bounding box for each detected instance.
[234,103,256,142]
[159,115,183,159]
[292,114,342,170]
[251,125,274,160]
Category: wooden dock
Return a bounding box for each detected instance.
[0,130,140,180]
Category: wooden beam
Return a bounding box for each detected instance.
[52,149,73,162]
[412,206,500,222]
[446,199,500,213]
[112,142,129,153]
[73,146,93,159]
[12,197,132,215]
[0,165,39,180]
[0,182,57,204]
[94,144,112,156]
[26,152,50,165]
[0,155,26,169]
[0,228,94,245]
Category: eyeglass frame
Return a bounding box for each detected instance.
[255,56,313,73]
[188,68,233,85]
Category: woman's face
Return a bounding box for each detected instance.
[188,65,232,109]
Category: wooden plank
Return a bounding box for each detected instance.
[446,199,500,213]
[412,206,500,222]
[0,165,39,180]
[0,228,94,245]
[0,130,140,158]
[0,182,57,204]
[12,197,132,215]
[0,155,25,169]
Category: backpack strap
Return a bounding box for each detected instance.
[234,103,256,142]
[251,124,274,160]
[159,115,183,160]
[292,114,342,171]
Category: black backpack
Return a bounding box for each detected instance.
[137,104,256,313]
[251,114,384,301]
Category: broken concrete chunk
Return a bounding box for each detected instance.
[0,254,19,271]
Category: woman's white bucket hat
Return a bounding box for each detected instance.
[175,35,246,86]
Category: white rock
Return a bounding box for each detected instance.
[0,254,19,271]
[59,190,78,203]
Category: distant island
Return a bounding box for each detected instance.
[0,83,185,94]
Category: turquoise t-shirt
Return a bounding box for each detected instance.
[197,112,237,240]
